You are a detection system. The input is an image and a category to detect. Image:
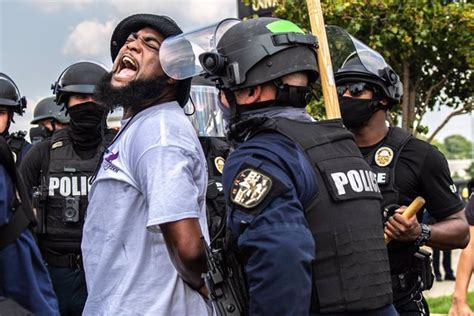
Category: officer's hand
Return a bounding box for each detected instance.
[384,207,422,242]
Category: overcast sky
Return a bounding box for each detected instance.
[0,0,471,143]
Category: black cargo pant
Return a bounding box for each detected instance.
[48,266,87,316]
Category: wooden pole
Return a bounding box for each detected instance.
[305,0,341,119]
[384,196,426,245]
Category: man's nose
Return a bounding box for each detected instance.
[126,38,142,53]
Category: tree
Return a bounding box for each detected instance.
[253,0,473,137]
[443,134,472,159]
[430,139,448,156]
[466,162,474,178]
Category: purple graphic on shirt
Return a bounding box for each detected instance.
[105,151,119,163]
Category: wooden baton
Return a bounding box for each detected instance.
[384,196,426,245]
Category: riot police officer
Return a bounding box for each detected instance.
[20,61,113,315]
[30,96,69,143]
[161,17,396,315]
[331,26,469,315]
[0,74,59,315]
[186,76,230,246]
[0,73,31,165]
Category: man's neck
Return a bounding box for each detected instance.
[351,112,389,147]
[122,96,174,119]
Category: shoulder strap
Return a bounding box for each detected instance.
[384,127,412,152]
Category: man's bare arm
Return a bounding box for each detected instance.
[449,225,474,316]
[160,218,208,297]
[385,209,469,249]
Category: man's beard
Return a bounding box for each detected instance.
[95,72,169,115]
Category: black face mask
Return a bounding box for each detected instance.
[339,96,380,129]
[67,102,105,149]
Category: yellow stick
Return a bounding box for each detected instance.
[384,196,426,245]
[305,0,341,119]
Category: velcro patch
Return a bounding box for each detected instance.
[51,141,64,149]
[230,168,272,209]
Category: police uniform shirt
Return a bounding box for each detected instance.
[361,132,465,272]
[19,139,50,193]
[223,130,317,315]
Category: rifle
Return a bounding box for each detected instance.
[201,237,248,316]
[31,171,47,234]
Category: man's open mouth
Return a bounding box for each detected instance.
[114,55,138,79]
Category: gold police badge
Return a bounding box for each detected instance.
[230,169,272,209]
[375,147,394,167]
[214,156,225,174]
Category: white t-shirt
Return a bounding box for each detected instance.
[81,102,211,315]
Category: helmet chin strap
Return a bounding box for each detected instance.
[273,79,312,108]
[223,89,240,125]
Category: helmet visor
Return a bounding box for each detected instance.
[327,25,390,77]
[184,84,225,137]
[160,19,240,80]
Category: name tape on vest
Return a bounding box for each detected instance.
[48,176,92,197]
[330,169,380,196]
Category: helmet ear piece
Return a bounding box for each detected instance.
[199,52,226,76]
[380,67,398,86]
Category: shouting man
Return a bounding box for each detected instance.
[81,14,210,315]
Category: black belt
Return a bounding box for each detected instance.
[43,251,83,269]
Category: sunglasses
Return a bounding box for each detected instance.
[336,82,376,97]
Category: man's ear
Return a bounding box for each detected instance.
[378,98,391,110]
[166,77,176,85]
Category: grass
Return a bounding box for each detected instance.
[427,292,474,314]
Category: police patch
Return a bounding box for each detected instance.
[230,168,272,209]
[214,156,225,174]
[375,147,394,167]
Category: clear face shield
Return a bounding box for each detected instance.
[184,84,226,137]
[326,25,391,76]
[160,19,240,80]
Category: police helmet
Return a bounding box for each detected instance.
[328,26,403,105]
[52,61,108,105]
[0,73,26,115]
[31,96,69,124]
[202,18,319,91]
[110,13,192,107]
[184,76,225,137]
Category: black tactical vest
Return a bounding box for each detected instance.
[199,137,230,249]
[252,118,393,313]
[43,129,103,251]
[363,127,412,208]
[363,127,418,276]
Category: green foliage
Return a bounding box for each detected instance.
[264,0,473,131]
[426,292,474,314]
[443,134,472,159]
[431,139,448,156]
[465,161,474,178]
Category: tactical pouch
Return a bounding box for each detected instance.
[413,249,434,291]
